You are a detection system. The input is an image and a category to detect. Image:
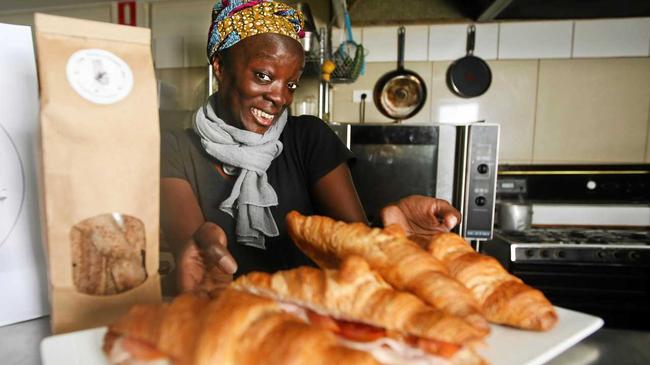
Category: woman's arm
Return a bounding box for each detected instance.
[311,162,367,223]
[161,177,237,293]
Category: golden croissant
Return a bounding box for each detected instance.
[417,232,558,331]
[104,289,381,365]
[285,211,489,334]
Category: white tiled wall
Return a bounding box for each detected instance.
[428,23,498,61]
[498,21,573,59]
[573,18,650,58]
[362,25,429,62]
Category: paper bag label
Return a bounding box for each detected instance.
[66,49,133,105]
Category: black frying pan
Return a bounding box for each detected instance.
[447,25,492,98]
[373,26,427,122]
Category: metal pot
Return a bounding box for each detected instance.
[498,201,533,232]
[373,26,427,122]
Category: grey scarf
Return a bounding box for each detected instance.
[193,95,287,249]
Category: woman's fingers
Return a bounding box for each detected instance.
[176,243,205,292]
[194,222,238,274]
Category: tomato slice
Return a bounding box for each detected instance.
[414,337,461,358]
[336,320,387,342]
[307,310,341,333]
[120,337,169,360]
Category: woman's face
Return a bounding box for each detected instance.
[213,33,305,134]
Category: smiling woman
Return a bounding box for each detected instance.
[160,0,462,297]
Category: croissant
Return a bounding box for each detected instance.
[234,255,485,346]
[418,232,558,331]
[104,289,380,365]
[285,211,489,334]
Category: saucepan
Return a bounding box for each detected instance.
[498,201,533,232]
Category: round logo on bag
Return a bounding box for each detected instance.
[66,49,133,105]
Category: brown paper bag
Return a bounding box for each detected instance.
[34,13,161,334]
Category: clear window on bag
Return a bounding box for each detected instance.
[70,213,147,295]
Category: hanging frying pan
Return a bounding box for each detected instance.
[373,26,427,122]
[447,25,492,98]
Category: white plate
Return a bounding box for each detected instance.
[41,306,603,365]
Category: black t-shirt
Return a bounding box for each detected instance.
[161,115,353,276]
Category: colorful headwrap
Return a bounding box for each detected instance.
[207,0,305,61]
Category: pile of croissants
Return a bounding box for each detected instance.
[103,211,557,365]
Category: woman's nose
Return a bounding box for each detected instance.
[266,82,291,107]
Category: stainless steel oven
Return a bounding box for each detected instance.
[328,122,500,241]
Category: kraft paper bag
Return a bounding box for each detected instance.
[34,13,161,334]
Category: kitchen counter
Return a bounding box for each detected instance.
[1,316,649,365]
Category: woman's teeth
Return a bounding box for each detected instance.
[252,107,274,121]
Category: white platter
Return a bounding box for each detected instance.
[41,306,603,365]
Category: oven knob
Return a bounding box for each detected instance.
[525,249,535,258]
[613,251,623,260]
[629,251,640,261]
[475,196,487,206]
[586,180,597,190]
[556,250,566,259]
[477,164,489,174]
[540,249,549,258]
[597,250,607,259]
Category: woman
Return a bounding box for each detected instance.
[161,0,460,294]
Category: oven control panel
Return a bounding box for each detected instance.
[455,123,500,240]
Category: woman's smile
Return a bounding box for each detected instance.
[251,107,275,127]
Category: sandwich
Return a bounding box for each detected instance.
[103,289,381,365]
[285,211,489,333]
[233,255,488,365]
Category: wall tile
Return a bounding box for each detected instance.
[151,0,212,38]
[534,58,650,163]
[362,25,429,62]
[185,35,208,67]
[573,18,650,58]
[331,61,432,124]
[499,21,573,59]
[429,23,498,61]
[429,60,538,163]
[153,36,184,68]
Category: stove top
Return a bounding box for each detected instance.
[487,228,650,265]
[496,228,650,245]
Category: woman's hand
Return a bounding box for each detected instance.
[380,195,461,240]
[176,222,237,296]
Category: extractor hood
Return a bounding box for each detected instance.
[347,0,650,25]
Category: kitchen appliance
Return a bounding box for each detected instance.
[373,26,427,122]
[329,122,499,241]
[482,164,650,329]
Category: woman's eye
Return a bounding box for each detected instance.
[256,72,271,82]
[288,82,299,91]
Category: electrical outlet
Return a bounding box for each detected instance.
[352,90,371,103]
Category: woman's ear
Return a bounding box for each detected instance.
[211,55,224,82]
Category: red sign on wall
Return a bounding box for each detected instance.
[117,0,137,26]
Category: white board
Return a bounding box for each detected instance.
[41,306,603,365]
[0,22,49,327]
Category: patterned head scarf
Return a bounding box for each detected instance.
[207,0,305,61]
